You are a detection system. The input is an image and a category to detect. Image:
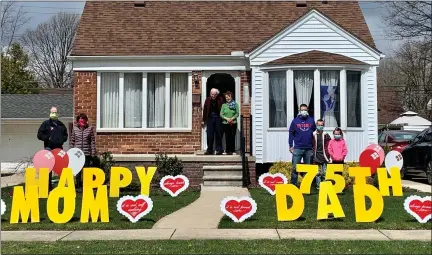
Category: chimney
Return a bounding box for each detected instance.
[296,1,307,7]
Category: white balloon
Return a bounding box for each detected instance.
[67,148,86,176]
[385,150,404,175]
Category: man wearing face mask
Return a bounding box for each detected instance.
[37,106,68,151]
[288,104,317,186]
[202,88,224,155]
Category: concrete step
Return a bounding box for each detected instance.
[202,175,243,187]
[203,165,243,177]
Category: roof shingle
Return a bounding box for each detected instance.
[264,50,368,66]
[72,1,377,56]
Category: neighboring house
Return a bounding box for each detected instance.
[69,1,383,186]
[390,111,432,132]
[1,93,73,166]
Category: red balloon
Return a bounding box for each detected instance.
[51,149,69,176]
[359,149,381,175]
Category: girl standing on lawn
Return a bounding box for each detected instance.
[328,127,348,164]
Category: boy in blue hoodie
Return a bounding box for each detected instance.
[289,104,316,186]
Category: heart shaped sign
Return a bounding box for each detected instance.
[160,175,189,197]
[117,195,153,223]
[258,173,288,195]
[220,196,257,223]
[1,199,6,216]
[359,149,381,175]
[51,149,69,176]
[403,195,432,223]
[66,148,86,176]
[365,144,385,165]
[32,149,55,172]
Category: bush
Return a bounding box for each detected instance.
[343,161,358,188]
[269,161,302,185]
[155,153,184,176]
[95,152,115,184]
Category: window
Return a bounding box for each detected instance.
[269,71,287,128]
[100,73,120,128]
[99,72,191,130]
[320,70,340,127]
[347,71,361,127]
[293,70,314,117]
[424,133,432,142]
[378,133,386,143]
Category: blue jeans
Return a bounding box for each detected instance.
[315,163,327,189]
[291,149,313,185]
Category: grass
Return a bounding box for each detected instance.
[219,188,432,229]
[0,186,199,231]
[1,240,431,254]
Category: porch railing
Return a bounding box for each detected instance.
[240,115,252,187]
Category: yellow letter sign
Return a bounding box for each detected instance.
[136,166,157,196]
[275,184,304,221]
[317,181,345,220]
[296,164,318,194]
[10,186,40,223]
[47,168,76,223]
[80,167,109,223]
[377,167,403,197]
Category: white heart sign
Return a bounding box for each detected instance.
[116,195,153,223]
[403,195,432,224]
[1,199,6,216]
[160,175,189,197]
[385,150,404,175]
[66,148,86,176]
[258,173,288,195]
[220,196,257,223]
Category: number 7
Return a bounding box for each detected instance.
[296,164,318,194]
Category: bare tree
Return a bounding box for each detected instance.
[21,12,80,88]
[0,2,29,50]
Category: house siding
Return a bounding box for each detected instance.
[250,17,378,66]
[252,69,265,162]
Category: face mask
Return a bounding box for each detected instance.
[300,110,308,117]
[78,119,87,127]
[317,126,324,131]
[50,112,58,120]
[334,135,342,140]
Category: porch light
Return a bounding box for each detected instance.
[243,82,250,105]
[193,72,199,89]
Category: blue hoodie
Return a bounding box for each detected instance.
[289,115,316,149]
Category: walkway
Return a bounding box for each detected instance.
[152,186,250,229]
[1,229,431,242]
[402,180,431,193]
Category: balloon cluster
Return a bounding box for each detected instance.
[32,148,86,176]
[359,144,404,175]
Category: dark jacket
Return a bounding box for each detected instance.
[288,115,316,149]
[37,119,68,150]
[202,96,224,122]
[312,131,331,162]
[70,124,96,156]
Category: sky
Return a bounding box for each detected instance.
[11,0,402,56]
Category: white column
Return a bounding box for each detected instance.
[165,72,171,128]
[314,69,321,119]
[119,73,124,128]
[340,69,347,130]
[142,72,148,128]
[287,69,294,124]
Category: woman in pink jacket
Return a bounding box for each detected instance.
[328,128,348,164]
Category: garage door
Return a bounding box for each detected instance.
[1,123,70,163]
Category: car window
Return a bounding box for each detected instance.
[391,133,418,141]
[423,133,432,142]
[378,133,386,143]
[412,130,428,143]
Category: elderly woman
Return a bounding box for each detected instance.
[220,91,239,155]
[70,113,96,191]
[202,88,224,155]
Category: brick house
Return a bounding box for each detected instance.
[70,1,383,187]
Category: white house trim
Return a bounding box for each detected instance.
[247,9,383,61]
[96,71,193,133]
[258,64,372,70]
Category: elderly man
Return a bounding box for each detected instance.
[202,88,224,155]
[37,106,68,151]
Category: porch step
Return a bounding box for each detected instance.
[203,175,243,187]
[203,165,243,177]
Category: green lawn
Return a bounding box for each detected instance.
[219,188,432,229]
[1,186,199,231]
[1,240,431,254]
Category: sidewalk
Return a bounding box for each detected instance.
[1,229,431,242]
[402,180,431,193]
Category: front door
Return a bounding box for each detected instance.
[201,71,241,153]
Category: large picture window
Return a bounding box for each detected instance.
[293,70,314,117]
[320,70,340,127]
[99,72,191,130]
[268,71,287,128]
[347,71,362,127]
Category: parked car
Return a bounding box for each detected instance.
[401,127,432,184]
[378,130,421,152]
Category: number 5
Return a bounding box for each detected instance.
[325,164,345,193]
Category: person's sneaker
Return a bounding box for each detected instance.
[232,152,237,155]
[216,151,223,155]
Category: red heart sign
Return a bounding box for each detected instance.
[404,195,432,223]
[117,195,153,223]
[220,196,257,223]
[258,173,288,195]
[160,175,189,197]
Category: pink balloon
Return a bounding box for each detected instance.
[32,150,55,172]
[365,144,385,165]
